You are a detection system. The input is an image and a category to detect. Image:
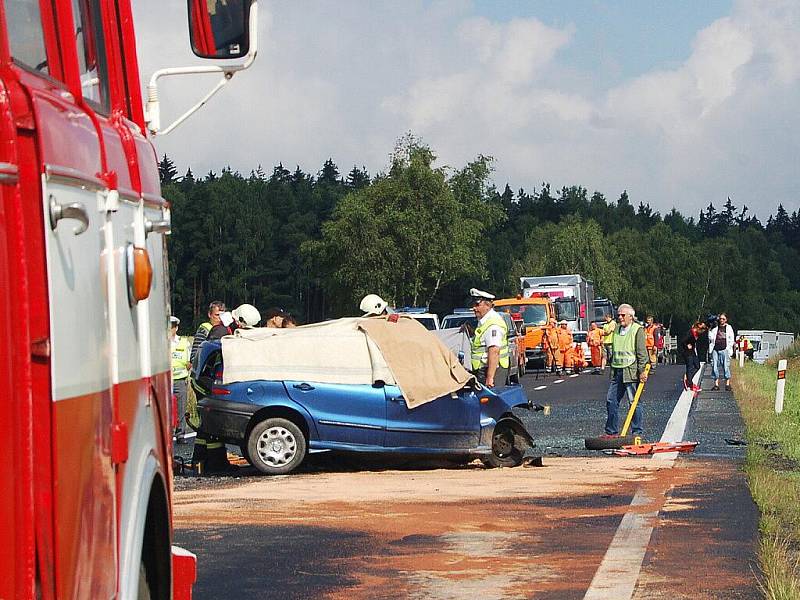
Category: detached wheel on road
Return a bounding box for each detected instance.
[483,423,523,468]
[247,418,306,475]
[584,434,638,450]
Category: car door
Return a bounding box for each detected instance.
[284,381,386,447]
[384,385,480,450]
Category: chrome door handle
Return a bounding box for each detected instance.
[388,396,404,402]
[49,195,88,235]
[292,383,315,391]
[145,219,171,235]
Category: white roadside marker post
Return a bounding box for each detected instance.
[739,346,745,368]
[775,359,787,414]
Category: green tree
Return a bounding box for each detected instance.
[305,139,491,314]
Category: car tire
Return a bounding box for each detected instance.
[584,434,638,450]
[483,423,523,468]
[247,418,306,475]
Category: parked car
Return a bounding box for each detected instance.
[393,307,440,330]
[193,339,536,475]
[440,311,523,382]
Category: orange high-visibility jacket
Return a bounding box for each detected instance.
[645,324,656,348]
[557,327,573,350]
[571,343,586,367]
[587,328,603,347]
[543,325,559,350]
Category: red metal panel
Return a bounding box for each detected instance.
[113,0,145,128]
[53,391,117,599]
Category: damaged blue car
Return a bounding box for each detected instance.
[193,318,539,475]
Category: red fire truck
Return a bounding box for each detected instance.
[0,1,255,597]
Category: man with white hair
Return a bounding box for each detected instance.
[603,303,649,438]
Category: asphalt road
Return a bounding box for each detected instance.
[516,364,689,456]
[173,364,760,599]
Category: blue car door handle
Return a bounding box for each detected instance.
[388,396,404,402]
[292,383,315,391]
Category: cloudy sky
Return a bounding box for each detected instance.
[133,0,799,219]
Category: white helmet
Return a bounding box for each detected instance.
[360,294,388,316]
[232,303,261,328]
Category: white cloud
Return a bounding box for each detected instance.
[133,0,800,218]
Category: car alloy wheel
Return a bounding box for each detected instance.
[258,426,297,465]
[247,417,307,475]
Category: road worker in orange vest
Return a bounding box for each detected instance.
[542,318,560,373]
[645,315,658,371]
[570,341,586,372]
[588,322,603,373]
[556,320,573,376]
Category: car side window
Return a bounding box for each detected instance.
[5,0,50,74]
[71,0,110,111]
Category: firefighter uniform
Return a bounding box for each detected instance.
[171,321,191,442]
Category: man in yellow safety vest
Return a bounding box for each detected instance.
[469,288,510,388]
[603,303,649,437]
[170,316,191,443]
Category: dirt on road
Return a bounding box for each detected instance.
[175,457,725,599]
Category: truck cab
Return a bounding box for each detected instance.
[494,295,556,366]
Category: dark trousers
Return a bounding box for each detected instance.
[476,365,509,388]
[605,368,642,435]
[685,355,700,386]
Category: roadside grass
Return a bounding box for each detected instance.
[733,346,800,599]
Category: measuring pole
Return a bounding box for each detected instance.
[775,359,787,414]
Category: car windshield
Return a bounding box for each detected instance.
[572,332,587,343]
[555,299,577,321]
[412,317,437,331]
[496,304,547,326]
[593,304,613,321]
[442,315,477,330]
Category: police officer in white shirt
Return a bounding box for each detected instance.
[469,288,510,388]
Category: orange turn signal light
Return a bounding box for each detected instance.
[480,396,490,404]
[126,244,153,305]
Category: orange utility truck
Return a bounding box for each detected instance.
[494,294,556,367]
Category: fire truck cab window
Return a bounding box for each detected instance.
[5,0,50,74]
[71,0,110,112]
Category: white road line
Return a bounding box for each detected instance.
[534,385,547,391]
[553,379,564,384]
[583,364,705,600]
[569,374,579,378]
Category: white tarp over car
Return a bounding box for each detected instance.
[221,316,475,408]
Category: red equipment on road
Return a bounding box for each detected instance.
[612,441,699,456]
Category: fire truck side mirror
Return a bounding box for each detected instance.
[188,0,252,59]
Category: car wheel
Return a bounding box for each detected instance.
[247,418,306,475]
[483,423,523,468]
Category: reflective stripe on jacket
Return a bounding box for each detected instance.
[611,322,643,368]
[471,313,510,370]
[171,336,191,380]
